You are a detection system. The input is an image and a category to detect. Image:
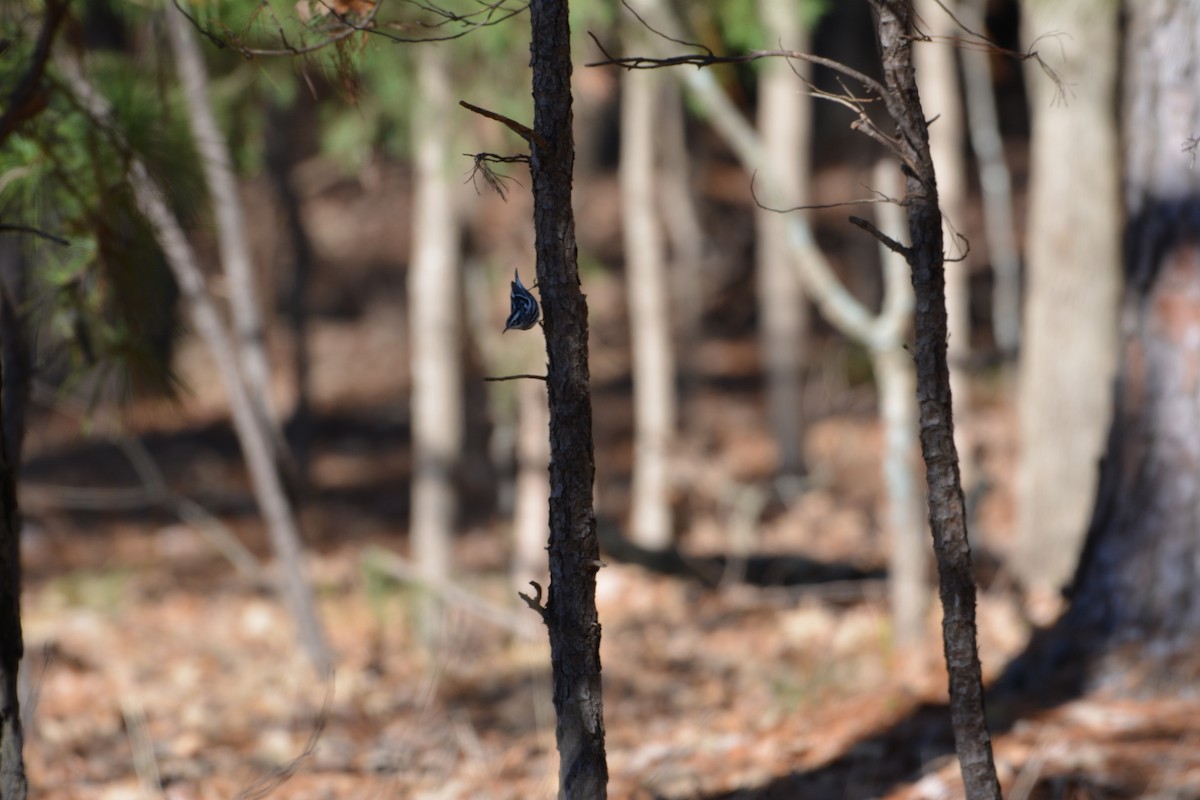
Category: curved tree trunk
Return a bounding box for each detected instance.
[1014,0,1120,604]
[1056,0,1200,688]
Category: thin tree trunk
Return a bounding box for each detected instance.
[409,44,462,634]
[62,59,332,676]
[871,2,1000,797]
[870,160,927,651]
[914,0,972,486]
[756,0,810,480]
[655,80,706,406]
[512,372,550,592]
[0,239,29,800]
[166,5,287,469]
[529,0,608,794]
[0,253,25,798]
[620,54,675,550]
[959,0,1021,356]
[1015,0,1120,603]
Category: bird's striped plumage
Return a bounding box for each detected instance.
[504,269,540,333]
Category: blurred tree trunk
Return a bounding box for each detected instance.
[959,0,1021,356]
[1014,0,1120,608]
[869,161,927,652]
[166,6,292,483]
[656,80,707,412]
[62,57,332,676]
[265,99,315,481]
[913,0,973,487]
[620,49,675,550]
[409,45,462,634]
[512,373,550,591]
[755,0,810,481]
[529,0,608,793]
[1051,0,1200,688]
[0,243,26,800]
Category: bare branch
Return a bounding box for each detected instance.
[0,223,69,246]
[170,0,526,58]
[849,215,911,260]
[750,171,896,214]
[587,29,887,100]
[0,0,71,145]
[459,100,545,147]
[463,152,526,200]
[483,373,547,382]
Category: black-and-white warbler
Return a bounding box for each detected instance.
[504,269,540,333]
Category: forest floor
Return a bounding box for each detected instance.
[16,169,1200,800]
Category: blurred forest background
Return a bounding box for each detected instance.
[3,0,1198,797]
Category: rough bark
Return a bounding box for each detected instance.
[755,0,810,480]
[1054,0,1200,689]
[529,0,608,796]
[409,44,462,635]
[620,50,675,550]
[870,2,1000,797]
[914,0,972,487]
[1015,0,1120,601]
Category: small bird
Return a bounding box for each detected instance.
[504,269,540,333]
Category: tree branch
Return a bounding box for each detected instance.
[0,0,71,146]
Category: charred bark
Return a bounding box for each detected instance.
[529,0,608,796]
[870,2,1000,797]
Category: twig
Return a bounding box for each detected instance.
[366,548,538,635]
[517,580,547,620]
[0,223,69,246]
[750,171,895,214]
[459,101,545,147]
[484,373,547,382]
[233,674,334,800]
[849,216,911,260]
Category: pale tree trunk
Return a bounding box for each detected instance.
[756,0,810,481]
[1014,0,1121,607]
[870,160,928,652]
[656,80,706,406]
[637,0,930,646]
[914,0,972,484]
[1035,0,1200,691]
[959,0,1021,356]
[620,49,675,550]
[512,373,550,592]
[166,6,287,470]
[61,58,332,676]
[409,45,462,628]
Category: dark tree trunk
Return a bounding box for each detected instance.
[0,246,25,800]
[1056,0,1200,688]
[528,0,608,797]
[265,99,314,484]
[870,2,1000,797]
